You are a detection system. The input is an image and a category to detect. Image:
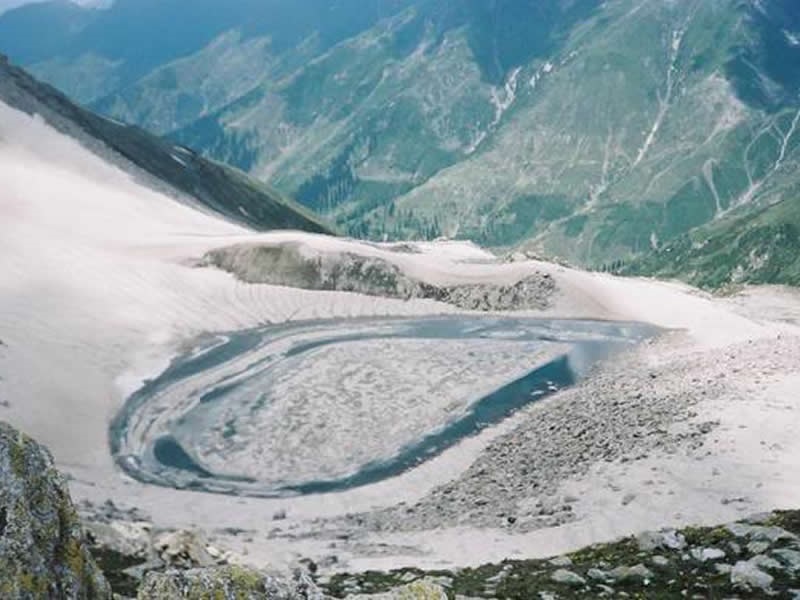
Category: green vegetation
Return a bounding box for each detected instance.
[628,197,800,289]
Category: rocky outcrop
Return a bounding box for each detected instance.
[0,421,111,599]
[325,511,800,598]
[137,565,327,599]
[202,242,555,311]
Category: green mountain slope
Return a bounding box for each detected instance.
[626,197,800,288]
[0,53,333,234]
[386,0,800,263]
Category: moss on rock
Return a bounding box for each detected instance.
[0,421,111,599]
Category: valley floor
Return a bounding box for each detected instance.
[2,100,800,579]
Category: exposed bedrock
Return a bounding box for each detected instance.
[0,421,111,599]
[201,242,556,311]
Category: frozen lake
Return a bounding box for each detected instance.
[110,316,657,497]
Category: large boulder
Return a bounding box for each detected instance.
[0,421,111,598]
[137,565,328,599]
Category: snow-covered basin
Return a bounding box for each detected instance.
[111,315,657,497]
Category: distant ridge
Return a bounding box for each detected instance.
[0,53,334,235]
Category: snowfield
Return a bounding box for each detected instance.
[1,97,800,573]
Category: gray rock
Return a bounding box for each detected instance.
[587,567,609,581]
[153,529,217,569]
[84,519,153,562]
[607,564,654,583]
[747,541,771,555]
[690,547,726,562]
[715,564,732,575]
[730,560,774,592]
[637,530,687,552]
[727,523,797,543]
[0,421,111,598]
[550,569,586,586]
[138,565,327,599]
[650,556,670,568]
[773,548,800,572]
[749,554,783,572]
[548,555,573,567]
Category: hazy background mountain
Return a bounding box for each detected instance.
[0,52,332,234]
[2,0,799,286]
[0,0,105,16]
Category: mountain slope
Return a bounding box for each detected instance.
[386,0,800,262]
[0,54,332,234]
[2,0,799,276]
[626,197,800,288]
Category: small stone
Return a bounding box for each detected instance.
[690,547,726,562]
[730,560,774,591]
[773,548,800,572]
[749,554,783,571]
[747,541,770,555]
[587,568,608,581]
[621,493,636,506]
[651,556,670,568]
[608,564,653,583]
[637,530,687,552]
[728,523,796,543]
[550,569,586,586]
[548,555,573,567]
[715,564,732,575]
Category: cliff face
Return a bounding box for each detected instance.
[0,421,111,599]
